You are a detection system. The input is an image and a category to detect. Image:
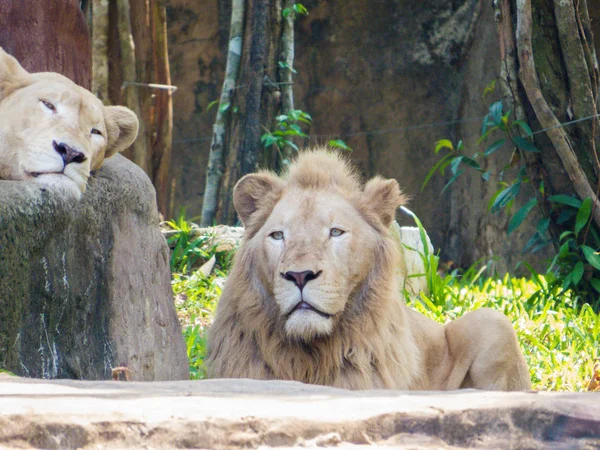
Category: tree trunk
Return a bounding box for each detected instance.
[0,0,91,87]
[203,0,286,225]
[497,0,600,296]
[91,0,174,217]
[201,0,245,227]
[91,0,109,101]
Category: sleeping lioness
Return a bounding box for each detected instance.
[0,47,138,198]
[207,150,532,391]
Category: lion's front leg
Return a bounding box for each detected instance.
[443,308,531,391]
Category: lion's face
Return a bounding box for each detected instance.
[0,48,138,198]
[234,152,405,342]
[258,189,380,340]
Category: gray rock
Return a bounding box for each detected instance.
[0,375,598,449]
[0,154,188,381]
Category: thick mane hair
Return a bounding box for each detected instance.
[284,150,362,193]
[206,148,421,389]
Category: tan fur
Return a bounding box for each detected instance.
[0,47,138,199]
[206,149,531,391]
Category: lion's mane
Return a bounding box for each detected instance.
[206,150,422,390]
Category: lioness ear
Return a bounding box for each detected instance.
[363,177,406,228]
[234,172,284,226]
[104,105,140,158]
[0,47,32,100]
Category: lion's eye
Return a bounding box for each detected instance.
[91,128,103,137]
[330,228,345,237]
[40,100,56,112]
[270,231,284,240]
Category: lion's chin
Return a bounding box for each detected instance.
[284,310,333,341]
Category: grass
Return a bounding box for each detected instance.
[169,219,599,391]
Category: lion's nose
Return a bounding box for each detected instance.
[282,270,322,291]
[53,141,86,165]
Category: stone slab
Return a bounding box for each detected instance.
[0,376,598,449]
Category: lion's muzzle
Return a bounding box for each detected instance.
[53,141,86,166]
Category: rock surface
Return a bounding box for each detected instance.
[0,375,599,449]
[0,155,188,381]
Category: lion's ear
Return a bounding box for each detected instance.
[104,105,140,158]
[0,47,32,100]
[363,177,406,228]
[234,172,284,226]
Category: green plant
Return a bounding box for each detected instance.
[402,208,598,391]
[261,109,312,164]
[282,3,309,19]
[423,83,600,305]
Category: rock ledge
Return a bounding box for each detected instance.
[1,376,598,449]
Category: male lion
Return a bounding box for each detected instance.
[0,47,138,198]
[206,150,531,391]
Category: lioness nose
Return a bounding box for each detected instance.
[283,270,322,291]
[53,141,86,165]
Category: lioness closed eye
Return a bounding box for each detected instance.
[0,47,139,198]
[206,149,532,391]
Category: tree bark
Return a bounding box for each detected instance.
[201,0,245,227]
[209,0,286,224]
[0,0,91,88]
[93,0,174,217]
[91,0,110,101]
[116,0,148,175]
[278,0,296,164]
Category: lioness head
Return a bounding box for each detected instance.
[234,150,406,341]
[0,47,139,198]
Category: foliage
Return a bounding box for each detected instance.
[170,214,598,390]
[260,109,312,164]
[282,3,309,19]
[402,208,599,391]
[173,270,223,379]
[423,82,600,305]
[163,211,235,274]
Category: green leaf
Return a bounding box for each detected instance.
[590,278,600,293]
[488,101,504,127]
[435,139,454,153]
[487,186,505,212]
[206,100,219,111]
[328,139,352,151]
[450,156,463,175]
[575,197,592,235]
[513,120,533,137]
[537,217,550,235]
[289,123,303,134]
[422,153,454,191]
[442,170,464,193]
[278,61,297,73]
[484,138,506,156]
[477,125,499,145]
[572,261,584,285]
[512,136,540,153]
[219,102,230,113]
[462,156,482,171]
[559,230,574,241]
[548,194,582,209]
[508,197,538,235]
[490,182,521,214]
[282,7,292,18]
[482,79,496,98]
[285,140,299,151]
[582,245,600,270]
[293,3,309,15]
[481,172,490,182]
